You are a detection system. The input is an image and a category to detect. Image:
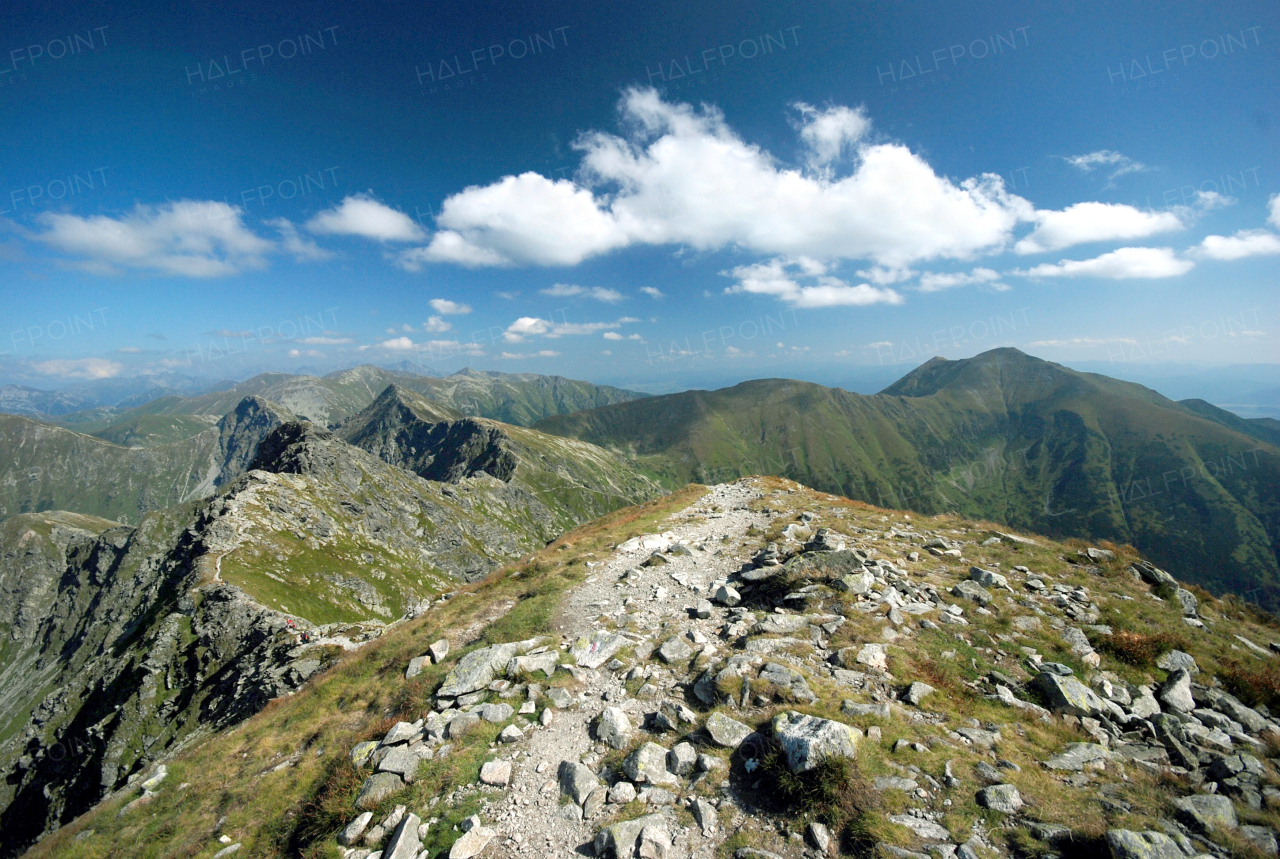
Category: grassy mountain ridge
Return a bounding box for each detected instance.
[535,348,1280,605]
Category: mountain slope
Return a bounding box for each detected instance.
[0,411,662,853]
[535,348,1280,605]
[21,476,1280,859]
[0,396,294,525]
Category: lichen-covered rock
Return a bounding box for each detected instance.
[624,743,679,786]
[705,712,754,748]
[772,711,860,772]
[596,707,633,750]
[1104,830,1186,859]
[437,638,543,697]
[594,813,670,859]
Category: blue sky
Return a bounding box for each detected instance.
[1,0,1277,395]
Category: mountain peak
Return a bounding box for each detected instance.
[878,347,1069,398]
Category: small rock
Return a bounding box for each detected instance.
[355,772,404,809]
[608,781,637,804]
[498,724,524,743]
[338,811,374,846]
[657,636,693,664]
[976,784,1023,814]
[448,825,496,859]
[714,585,742,607]
[904,682,935,706]
[479,760,512,787]
[406,656,429,680]
[558,761,601,804]
[772,710,860,772]
[1158,669,1196,714]
[428,639,450,663]
[705,712,754,748]
[596,707,633,750]
[667,742,697,776]
[624,742,679,786]
[807,821,832,855]
[691,797,718,834]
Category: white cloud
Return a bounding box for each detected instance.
[640,286,664,298]
[378,336,418,350]
[1013,246,1194,279]
[33,200,273,277]
[116,346,143,354]
[429,298,472,314]
[793,102,870,170]
[541,283,624,302]
[723,257,904,308]
[306,194,425,242]
[31,358,122,379]
[423,316,452,333]
[917,267,1002,293]
[867,340,894,349]
[410,88,1033,269]
[268,218,334,261]
[1014,202,1184,254]
[1025,337,1138,347]
[602,331,624,340]
[1268,193,1280,229]
[856,266,916,285]
[1192,229,1280,260]
[501,350,561,359]
[502,316,631,342]
[1064,149,1149,186]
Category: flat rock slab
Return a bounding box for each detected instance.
[479,760,512,787]
[624,742,679,786]
[449,825,496,859]
[572,630,629,670]
[1173,793,1238,833]
[705,712,754,748]
[1044,742,1111,771]
[888,814,952,841]
[1104,829,1186,859]
[355,771,403,809]
[594,813,670,859]
[437,638,543,697]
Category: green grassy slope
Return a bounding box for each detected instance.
[535,348,1280,605]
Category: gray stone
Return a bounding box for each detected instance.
[705,712,754,748]
[1240,825,1279,856]
[597,707,633,750]
[1032,672,1119,720]
[1129,687,1161,719]
[1044,742,1110,771]
[714,585,742,607]
[558,760,601,804]
[448,825,496,859]
[382,721,419,746]
[691,797,718,834]
[1173,793,1238,833]
[638,822,671,859]
[976,784,1022,813]
[593,814,669,859]
[1174,588,1199,617]
[639,787,674,806]
[1155,650,1199,674]
[904,682,935,706]
[497,724,524,743]
[211,847,241,859]
[506,652,558,678]
[772,710,860,772]
[667,742,697,776]
[833,571,875,594]
[624,742,679,786]
[807,821,831,854]
[951,581,993,606]
[446,712,480,738]
[479,759,511,786]
[969,567,1008,589]
[428,638,449,663]
[694,600,713,619]
[874,776,919,791]
[338,811,373,846]
[571,630,629,670]
[351,741,378,767]
[736,850,784,859]
[1104,830,1185,859]
[608,781,637,804]
[887,814,952,841]
[355,772,404,809]
[956,727,1000,749]
[479,702,514,723]
[437,638,542,697]
[1158,669,1195,714]
[855,643,888,671]
[378,748,423,782]
[583,786,608,819]
[656,636,693,664]
[759,661,816,702]
[383,813,422,859]
[406,655,429,680]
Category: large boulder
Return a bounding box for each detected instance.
[437,638,543,697]
[705,712,754,748]
[594,814,670,859]
[771,711,860,772]
[597,707,633,750]
[624,743,680,786]
[1104,830,1187,859]
[1043,743,1110,772]
[558,761,601,804]
[976,784,1023,814]
[384,813,422,859]
[571,630,628,669]
[1157,669,1195,714]
[951,581,992,606]
[355,772,404,809]
[1032,672,1121,720]
[1173,794,1238,833]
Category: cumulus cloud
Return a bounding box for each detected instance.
[501,316,631,342]
[378,336,418,350]
[541,283,624,302]
[603,331,643,341]
[298,336,354,345]
[411,88,1033,269]
[1014,203,1184,254]
[268,218,334,261]
[793,103,870,170]
[31,358,122,379]
[1013,246,1194,279]
[1064,149,1150,186]
[1192,229,1280,260]
[501,350,561,359]
[429,298,472,314]
[306,194,425,242]
[856,266,916,285]
[640,286,664,298]
[33,200,273,277]
[723,257,904,308]
[116,346,144,354]
[1269,193,1280,229]
[917,267,1003,293]
[423,316,452,332]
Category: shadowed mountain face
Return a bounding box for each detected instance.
[535,348,1280,606]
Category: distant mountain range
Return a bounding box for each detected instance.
[536,348,1280,606]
